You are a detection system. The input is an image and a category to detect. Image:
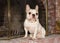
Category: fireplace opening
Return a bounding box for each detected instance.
[10,0,46,36]
[0,0,46,37]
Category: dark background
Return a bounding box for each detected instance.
[0,0,46,37]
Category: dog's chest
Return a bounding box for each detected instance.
[26,22,37,28]
[24,20,38,33]
[28,23,36,33]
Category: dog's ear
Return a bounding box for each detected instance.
[35,5,39,11]
[26,4,30,12]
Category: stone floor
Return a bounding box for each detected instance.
[0,34,60,43]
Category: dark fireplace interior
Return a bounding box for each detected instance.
[0,0,46,37]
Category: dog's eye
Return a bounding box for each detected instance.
[29,12,31,15]
[36,13,38,15]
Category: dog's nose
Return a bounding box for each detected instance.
[32,14,35,17]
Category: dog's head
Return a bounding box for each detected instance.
[26,4,39,21]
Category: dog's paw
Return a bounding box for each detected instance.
[32,37,37,40]
[23,37,27,38]
[23,36,27,38]
[29,34,33,38]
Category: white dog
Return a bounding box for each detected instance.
[23,4,46,39]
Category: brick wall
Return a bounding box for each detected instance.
[55,0,60,33]
[56,0,60,21]
[48,0,56,33]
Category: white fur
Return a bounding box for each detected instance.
[23,4,46,39]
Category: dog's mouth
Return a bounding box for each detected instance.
[27,18,37,23]
[32,16,35,19]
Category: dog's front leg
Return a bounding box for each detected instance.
[23,28,28,38]
[32,27,38,39]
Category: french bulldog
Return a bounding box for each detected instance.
[23,4,46,39]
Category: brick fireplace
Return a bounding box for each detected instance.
[0,0,59,37]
